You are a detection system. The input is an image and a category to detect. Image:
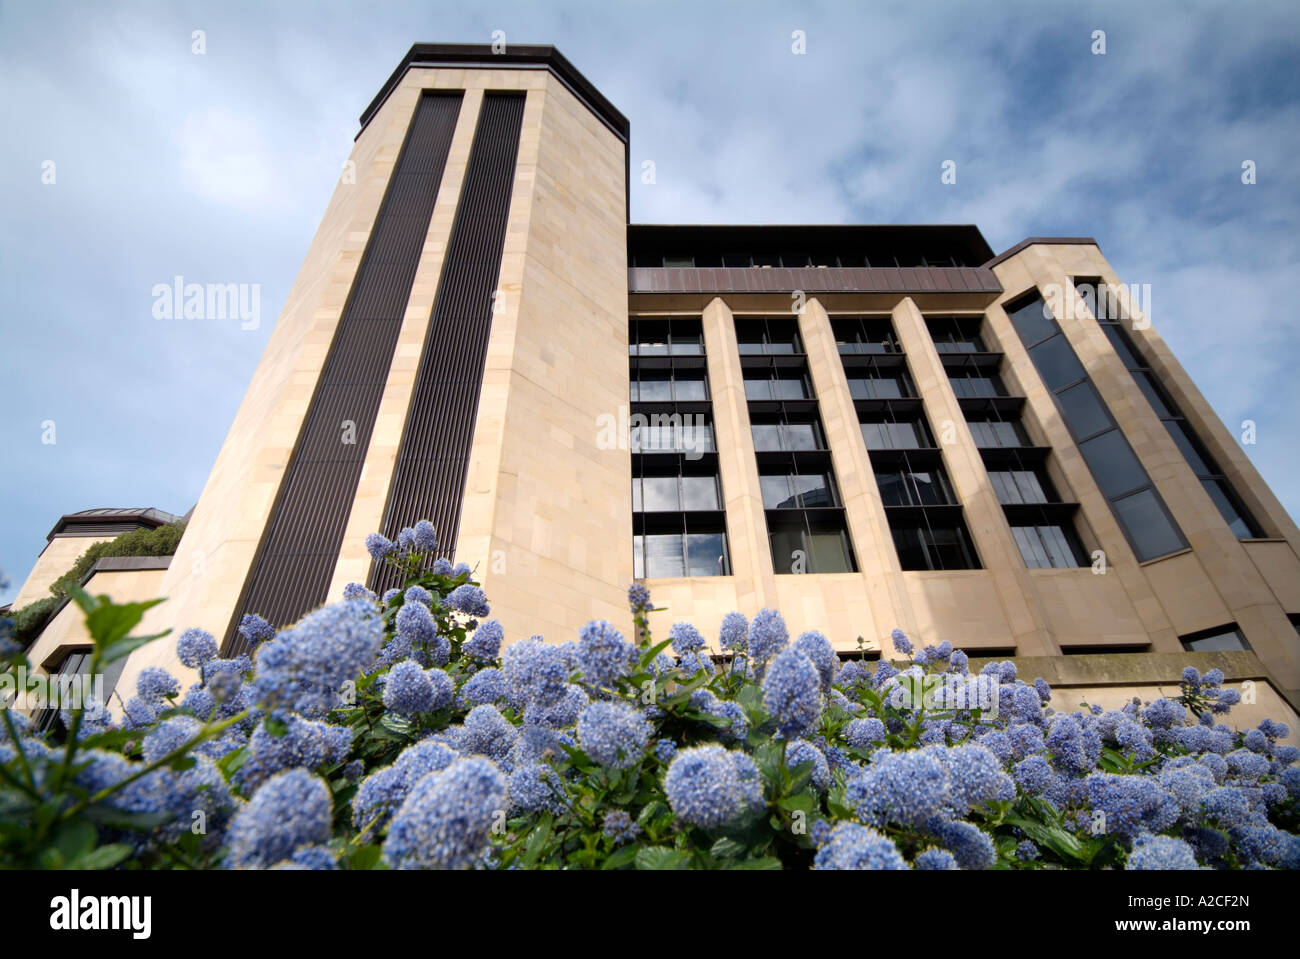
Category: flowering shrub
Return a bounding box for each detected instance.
[1,522,1298,870]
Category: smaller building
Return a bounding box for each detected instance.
[5,506,182,730]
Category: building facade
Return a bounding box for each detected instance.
[11,44,1300,738]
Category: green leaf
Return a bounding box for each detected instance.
[1005,816,1087,863]
[728,856,783,870]
[380,714,413,736]
[74,843,134,870]
[709,837,746,859]
[168,755,197,773]
[216,746,249,777]
[1098,746,1132,774]
[826,796,854,820]
[84,597,165,650]
[634,846,691,870]
[264,715,289,737]
[777,792,814,814]
[521,811,553,868]
[52,820,97,867]
[784,762,814,796]
[98,631,170,666]
[600,845,640,870]
[67,584,97,616]
[349,844,383,870]
[636,801,667,827]
[640,637,674,667]
[735,684,763,715]
[79,804,174,830]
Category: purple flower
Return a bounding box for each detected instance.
[137,666,180,704]
[395,600,437,647]
[576,620,636,687]
[926,819,996,870]
[224,769,332,870]
[794,631,836,694]
[669,622,706,655]
[383,660,436,715]
[627,583,652,613]
[1126,833,1200,870]
[664,745,745,828]
[785,739,831,791]
[465,620,504,662]
[576,701,651,769]
[847,750,949,828]
[813,823,908,870]
[177,628,219,668]
[382,758,508,870]
[447,585,489,617]
[762,648,822,739]
[719,612,749,652]
[238,614,276,649]
[411,520,438,553]
[748,609,789,665]
[365,532,396,562]
[602,810,642,845]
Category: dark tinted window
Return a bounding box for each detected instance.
[1079,430,1148,498]
[686,533,728,577]
[761,473,837,509]
[1133,373,1174,418]
[1113,488,1186,560]
[1180,625,1250,652]
[1029,335,1087,390]
[1201,480,1254,540]
[1101,324,1146,369]
[1006,296,1058,347]
[1057,382,1112,439]
[1012,525,1084,568]
[1168,423,1212,475]
[968,418,1029,448]
[990,469,1050,505]
[862,417,932,450]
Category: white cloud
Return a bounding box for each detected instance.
[177,107,276,206]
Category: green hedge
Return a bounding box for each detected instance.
[5,522,185,648]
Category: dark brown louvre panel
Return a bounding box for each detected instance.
[626,265,1003,295]
[370,92,526,595]
[223,92,463,654]
[54,523,153,537]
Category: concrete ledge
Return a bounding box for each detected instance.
[968,650,1298,714]
[968,650,1264,686]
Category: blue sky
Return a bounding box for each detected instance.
[2,0,1298,603]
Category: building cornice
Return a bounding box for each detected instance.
[359,43,630,143]
[984,236,1100,269]
[45,507,180,543]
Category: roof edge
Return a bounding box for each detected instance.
[359,43,630,142]
[46,507,182,542]
[984,236,1099,269]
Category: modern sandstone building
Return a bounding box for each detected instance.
[11,44,1300,739]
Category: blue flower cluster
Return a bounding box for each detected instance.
[11,517,1297,874]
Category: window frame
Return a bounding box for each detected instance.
[1004,289,1187,563]
[1072,277,1264,540]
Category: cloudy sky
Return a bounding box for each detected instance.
[2,0,1298,603]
